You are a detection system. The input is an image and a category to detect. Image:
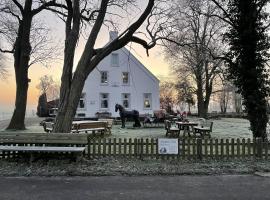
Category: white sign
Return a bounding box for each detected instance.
[158,139,179,155]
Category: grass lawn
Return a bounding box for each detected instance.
[0,117,253,139]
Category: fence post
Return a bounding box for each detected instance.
[139,138,143,160]
[197,138,202,160]
[87,136,91,159]
[257,138,263,159]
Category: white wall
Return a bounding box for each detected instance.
[78,46,160,118]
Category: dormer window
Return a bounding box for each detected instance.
[122,72,129,85]
[111,53,119,67]
[100,71,108,84]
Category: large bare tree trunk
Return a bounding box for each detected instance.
[7,68,29,130]
[53,0,155,133]
[7,0,33,130]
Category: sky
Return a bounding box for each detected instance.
[0,2,171,114]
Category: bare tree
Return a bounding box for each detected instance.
[175,80,195,113]
[160,80,177,113]
[0,0,65,130]
[0,53,8,79]
[164,0,226,118]
[36,75,54,95]
[48,0,166,133]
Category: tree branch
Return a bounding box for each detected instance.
[11,0,23,14]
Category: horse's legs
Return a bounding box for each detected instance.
[121,117,125,128]
[134,116,141,127]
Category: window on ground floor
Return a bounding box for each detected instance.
[100,93,109,109]
[122,93,130,108]
[143,93,152,109]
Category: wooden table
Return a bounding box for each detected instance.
[175,121,198,137]
[72,121,108,134]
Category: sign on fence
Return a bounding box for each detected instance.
[158,139,179,155]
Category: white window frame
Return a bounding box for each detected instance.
[78,93,86,110]
[122,72,129,85]
[100,93,109,110]
[100,71,108,85]
[111,53,119,67]
[122,93,131,109]
[143,93,152,109]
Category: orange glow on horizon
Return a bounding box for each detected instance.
[0,37,171,111]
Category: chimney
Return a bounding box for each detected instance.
[109,31,118,41]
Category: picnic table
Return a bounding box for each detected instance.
[175,121,198,137]
[72,120,108,135]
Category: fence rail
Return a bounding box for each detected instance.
[0,136,269,160]
[87,137,269,160]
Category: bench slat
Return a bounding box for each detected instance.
[0,145,85,153]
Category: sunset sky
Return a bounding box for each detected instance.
[0,19,171,115]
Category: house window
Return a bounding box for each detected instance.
[122,72,129,85]
[77,113,85,118]
[78,93,86,109]
[100,71,108,84]
[111,53,119,66]
[122,93,130,108]
[100,93,109,109]
[143,93,152,109]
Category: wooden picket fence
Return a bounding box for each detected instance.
[87,137,270,160]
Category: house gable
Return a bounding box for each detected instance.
[121,47,160,84]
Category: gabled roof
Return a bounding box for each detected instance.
[120,46,160,83]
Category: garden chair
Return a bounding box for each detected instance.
[164,120,180,138]
[193,121,213,138]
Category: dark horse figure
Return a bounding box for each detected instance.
[115,104,141,128]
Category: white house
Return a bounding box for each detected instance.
[75,31,160,118]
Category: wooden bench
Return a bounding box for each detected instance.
[193,121,213,138]
[0,132,88,161]
[73,121,108,135]
[0,145,85,162]
[98,119,113,134]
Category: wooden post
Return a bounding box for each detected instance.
[242,138,245,159]
[151,138,154,158]
[237,138,240,158]
[197,138,202,160]
[220,139,224,160]
[215,139,219,160]
[87,136,91,159]
[113,138,116,156]
[146,138,149,157]
[140,138,144,160]
[97,138,101,157]
[108,138,112,156]
[129,138,132,158]
[124,138,127,157]
[231,139,234,159]
[119,138,122,156]
[134,138,138,158]
[226,139,229,160]
[257,138,263,159]
[247,138,251,158]
[103,139,106,157]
